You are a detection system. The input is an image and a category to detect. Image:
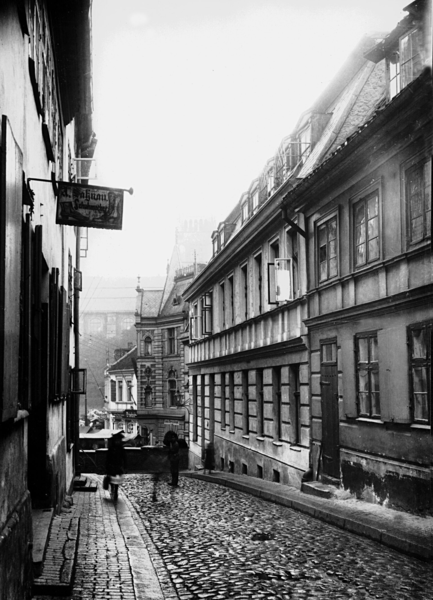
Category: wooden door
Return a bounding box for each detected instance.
[320,341,340,480]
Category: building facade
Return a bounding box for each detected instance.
[134,219,214,444]
[184,1,432,513]
[104,345,141,438]
[0,1,94,597]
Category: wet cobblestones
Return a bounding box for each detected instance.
[123,474,433,600]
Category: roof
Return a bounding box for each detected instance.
[108,346,137,373]
[137,289,164,318]
[160,275,194,317]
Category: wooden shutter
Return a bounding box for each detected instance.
[0,116,23,421]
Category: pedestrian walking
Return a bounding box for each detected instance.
[164,431,180,487]
[204,442,215,474]
[105,430,127,501]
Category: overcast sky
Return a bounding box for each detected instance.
[83,0,408,280]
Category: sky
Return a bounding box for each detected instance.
[83,0,409,280]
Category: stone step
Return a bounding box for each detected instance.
[301,481,336,499]
[73,475,97,492]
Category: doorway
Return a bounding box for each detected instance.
[320,340,340,480]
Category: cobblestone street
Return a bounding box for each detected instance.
[122,475,432,600]
[32,473,433,600]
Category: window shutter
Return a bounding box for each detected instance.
[0,116,23,422]
[275,258,293,302]
[162,328,167,355]
[111,379,116,402]
[267,263,277,305]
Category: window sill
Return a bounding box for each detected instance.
[410,423,431,430]
[289,445,302,452]
[256,436,265,442]
[229,429,235,434]
[356,418,384,425]
[272,441,283,447]
[242,434,249,440]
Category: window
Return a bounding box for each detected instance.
[289,365,301,445]
[318,216,338,283]
[89,317,103,334]
[212,231,219,256]
[409,322,431,425]
[388,28,423,99]
[190,302,201,340]
[406,159,431,244]
[228,275,234,325]
[354,191,379,267]
[107,315,116,337]
[242,370,249,435]
[254,253,263,315]
[168,378,177,407]
[122,317,134,331]
[286,229,299,297]
[144,385,152,408]
[219,282,225,329]
[241,264,248,320]
[141,336,152,356]
[228,371,235,430]
[242,199,249,223]
[252,189,259,213]
[267,166,275,197]
[355,333,380,418]
[221,373,227,429]
[117,379,123,402]
[256,368,264,437]
[167,328,177,354]
[273,367,282,440]
[202,293,212,335]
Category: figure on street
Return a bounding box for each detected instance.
[106,430,127,501]
[164,431,180,487]
[204,442,215,474]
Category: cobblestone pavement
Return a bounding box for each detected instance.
[123,474,433,600]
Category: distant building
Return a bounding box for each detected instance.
[79,276,165,411]
[135,218,214,444]
[104,345,140,438]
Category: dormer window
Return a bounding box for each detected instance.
[267,167,275,197]
[242,199,249,223]
[252,189,259,213]
[389,28,422,99]
[212,231,219,256]
[218,222,226,249]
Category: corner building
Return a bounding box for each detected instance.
[184,0,432,512]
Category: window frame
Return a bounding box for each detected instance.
[316,211,339,285]
[404,157,431,246]
[408,321,432,426]
[355,331,381,419]
[352,188,381,270]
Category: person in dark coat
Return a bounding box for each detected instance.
[204,442,215,474]
[106,431,127,500]
[164,431,180,487]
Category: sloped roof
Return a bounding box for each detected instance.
[137,289,164,318]
[108,346,137,373]
[160,276,194,317]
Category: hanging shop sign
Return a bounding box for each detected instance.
[56,182,124,230]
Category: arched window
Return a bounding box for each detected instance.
[140,336,152,356]
[122,317,134,331]
[89,317,103,334]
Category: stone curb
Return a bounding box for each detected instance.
[32,513,80,596]
[183,472,432,561]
